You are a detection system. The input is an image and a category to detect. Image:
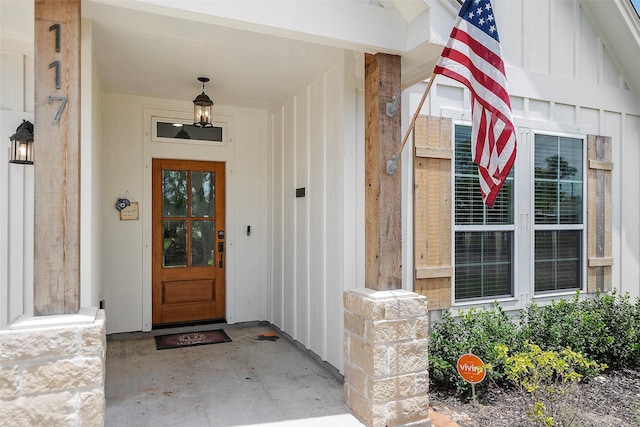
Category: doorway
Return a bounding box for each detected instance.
[152,159,226,326]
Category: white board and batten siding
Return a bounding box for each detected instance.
[269,52,364,373]
[0,21,102,327]
[407,0,640,305]
[0,46,34,328]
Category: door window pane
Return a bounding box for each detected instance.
[163,221,187,267]
[192,221,215,266]
[191,172,215,217]
[163,170,188,217]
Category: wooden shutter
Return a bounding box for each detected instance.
[587,135,613,293]
[413,116,452,310]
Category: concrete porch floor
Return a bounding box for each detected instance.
[105,323,366,427]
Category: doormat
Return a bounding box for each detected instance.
[154,329,232,350]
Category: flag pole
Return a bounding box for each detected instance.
[386,72,437,175]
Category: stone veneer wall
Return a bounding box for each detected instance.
[344,289,430,427]
[0,310,106,426]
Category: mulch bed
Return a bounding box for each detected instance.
[429,369,640,426]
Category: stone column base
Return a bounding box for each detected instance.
[0,308,106,426]
[343,289,431,427]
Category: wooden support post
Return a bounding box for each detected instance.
[34,0,81,315]
[364,53,402,290]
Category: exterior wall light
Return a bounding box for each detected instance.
[9,120,34,165]
[193,77,214,128]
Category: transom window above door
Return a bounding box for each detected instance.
[152,117,226,145]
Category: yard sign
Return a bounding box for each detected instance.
[457,353,486,384]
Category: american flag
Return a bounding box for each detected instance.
[434,0,516,207]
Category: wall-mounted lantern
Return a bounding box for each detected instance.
[193,77,214,128]
[9,120,34,165]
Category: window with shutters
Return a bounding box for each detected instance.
[452,126,585,301]
[414,116,611,309]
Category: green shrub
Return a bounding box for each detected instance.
[428,290,640,392]
[496,342,606,426]
[519,290,640,369]
[428,304,521,393]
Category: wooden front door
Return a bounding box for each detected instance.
[152,159,225,326]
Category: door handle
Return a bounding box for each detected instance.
[217,230,224,268]
[218,242,224,268]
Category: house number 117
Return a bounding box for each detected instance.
[48,23,67,125]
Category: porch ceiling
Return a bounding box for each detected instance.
[81,0,441,109]
[5,1,640,111]
[83,1,346,109]
[1,0,455,110]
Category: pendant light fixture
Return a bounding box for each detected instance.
[193,77,213,128]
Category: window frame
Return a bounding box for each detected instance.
[151,116,227,147]
[450,122,588,309]
[452,123,518,307]
[530,131,587,300]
